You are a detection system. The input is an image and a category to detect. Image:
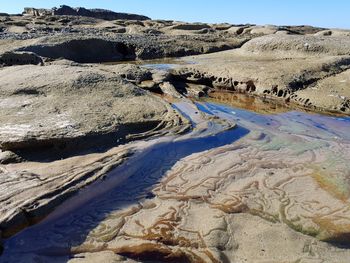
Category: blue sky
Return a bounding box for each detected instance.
[2,1,349,29]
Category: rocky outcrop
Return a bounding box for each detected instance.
[23,7,52,17]
[17,35,248,63]
[0,62,191,239]
[23,5,150,21]
[171,47,350,114]
[0,64,189,153]
[241,34,350,56]
[19,38,136,63]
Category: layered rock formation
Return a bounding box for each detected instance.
[172,34,350,114]
[0,62,191,239]
[23,5,150,21]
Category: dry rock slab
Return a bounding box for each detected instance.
[0,64,189,153]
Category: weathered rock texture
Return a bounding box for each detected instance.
[171,34,350,114]
[0,62,191,240]
[3,103,350,263]
[0,64,188,153]
[16,35,245,63]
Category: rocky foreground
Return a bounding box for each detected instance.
[1,5,350,262]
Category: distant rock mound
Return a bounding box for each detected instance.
[23,5,150,21]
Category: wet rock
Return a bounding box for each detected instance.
[0,63,191,238]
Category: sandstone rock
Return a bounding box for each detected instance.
[242,34,350,56]
[18,38,135,63]
[172,49,350,114]
[275,30,291,35]
[227,26,247,35]
[184,83,210,98]
[0,63,190,239]
[0,64,188,153]
[23,8,52,17]
[16,35,248,63]
[294,69,350,113]
[211,23,232,30]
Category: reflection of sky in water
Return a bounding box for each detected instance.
[141,64,179,70]
[201,102,350,141]
[2,101,350,261]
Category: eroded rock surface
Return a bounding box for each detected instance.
[172,35,350,114]
[0,64,188,152]
[0,63,191,239]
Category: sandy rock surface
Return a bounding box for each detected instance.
[0,63,187,152]
[172,36,350,114]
